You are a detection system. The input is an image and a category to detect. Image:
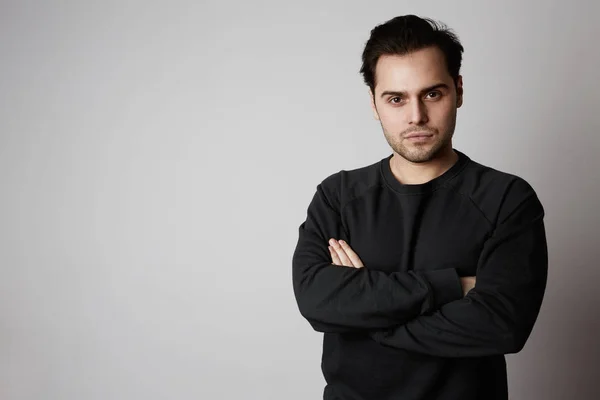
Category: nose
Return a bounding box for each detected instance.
[407,99,428,125]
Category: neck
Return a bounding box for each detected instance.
[390,146,458,185]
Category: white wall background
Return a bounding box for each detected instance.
[1,1,599,399]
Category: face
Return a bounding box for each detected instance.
[369,46,463,163]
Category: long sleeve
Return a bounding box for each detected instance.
[370,180,548,357]
[292,176,463,333]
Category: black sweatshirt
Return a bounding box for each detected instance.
[292,149,548,400]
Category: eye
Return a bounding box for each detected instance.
[426,91,442,99]
[389,96,403,104]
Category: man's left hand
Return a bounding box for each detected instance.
[328,238,364,268]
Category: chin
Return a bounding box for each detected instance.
[395,144,438,163]
[403,152,436,163]
[396,146,437,163]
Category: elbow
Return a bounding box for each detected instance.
[294,285,329,333]
[297,302,336,333]
[502,328,532,354]
[293,279,314,318]
[294,287,346,333]
[306,318,337,333]
[296,297,318,327]
[475,312,529,355]
[499,333,523,355]
[495,318,535,354]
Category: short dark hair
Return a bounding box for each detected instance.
[360,15,464,93]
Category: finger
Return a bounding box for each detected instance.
[330,239,354,267]
[329,246,342,266]
[338,240,364,268]
[333,244,353,267]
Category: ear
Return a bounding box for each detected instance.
[369,89,380,120]
[456,75,464,108]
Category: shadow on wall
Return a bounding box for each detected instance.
[507,108,600,399]
[510,235,600,399]
[553,236,600,399]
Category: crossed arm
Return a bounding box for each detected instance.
[292,180,548,358]
[327,238,477,297]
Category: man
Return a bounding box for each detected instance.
[292,15,548,400]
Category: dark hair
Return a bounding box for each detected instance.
[360,15,464,93]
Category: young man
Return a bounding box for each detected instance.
[292,15,548,400]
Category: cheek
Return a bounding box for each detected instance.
[378,108,404,126]
[429,104,455,125]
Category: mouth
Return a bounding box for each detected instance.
[404,132,434,141]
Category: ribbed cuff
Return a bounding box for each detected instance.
[421,269,463,313]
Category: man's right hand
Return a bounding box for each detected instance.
[460,276,476,296]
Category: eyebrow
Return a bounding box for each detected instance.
[379,83,450,98]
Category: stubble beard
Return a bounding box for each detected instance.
[381,118,457,163]
[384,130,452,163]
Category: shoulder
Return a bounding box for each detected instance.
[318,157,385,210]
[451,154,543,224]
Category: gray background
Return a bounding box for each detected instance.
[1,0,599,399]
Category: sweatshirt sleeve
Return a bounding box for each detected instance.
[292,175,463,333]
[370,179,548,357]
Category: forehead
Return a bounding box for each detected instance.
[374,46,453,94]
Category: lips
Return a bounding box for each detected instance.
[405,132,434,139]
